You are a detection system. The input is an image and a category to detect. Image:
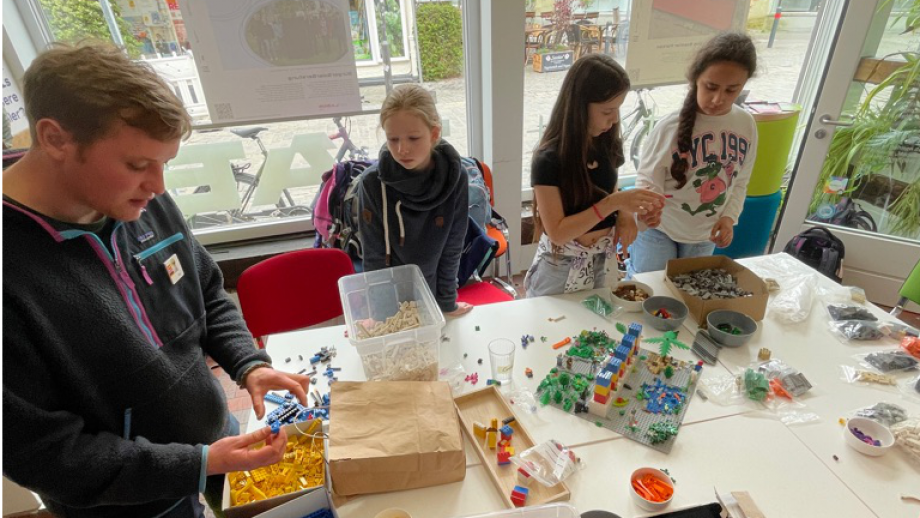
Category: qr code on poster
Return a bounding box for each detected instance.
[214,103,234,121]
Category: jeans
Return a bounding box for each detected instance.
[626,227,715,278]
[524,251,607,297]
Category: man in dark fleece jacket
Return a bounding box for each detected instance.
[2,44,309,518]
[357,141,469,314]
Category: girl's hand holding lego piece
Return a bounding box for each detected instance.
[609,188,665,215]
[207,426,288,475]
[244,367,310,420]
[709,217,734,248]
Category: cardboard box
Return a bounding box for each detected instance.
[328,381,466,496]
[252,485,337,518]
[664,256,768,322]
[223,421,329,518]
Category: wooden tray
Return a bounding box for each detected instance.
[454,386,570,508]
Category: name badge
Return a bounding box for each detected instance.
[164,254,185,285]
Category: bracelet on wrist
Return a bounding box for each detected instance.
[592,204,604,221]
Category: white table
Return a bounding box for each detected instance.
[250,254,920,518]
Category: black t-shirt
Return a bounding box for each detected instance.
[530,146,618,232]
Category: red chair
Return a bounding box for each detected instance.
[457,159,518,306]
[237,249,355,348]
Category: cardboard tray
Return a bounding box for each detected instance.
[222,420,328,518]
[664,256,768,323]
[454,386,570,508]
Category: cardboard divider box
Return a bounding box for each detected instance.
[251,486,337,518]
[222,420,329,518]
[329,381,466,496]
[664,256,769,323]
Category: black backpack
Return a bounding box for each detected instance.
[783,226,845,283]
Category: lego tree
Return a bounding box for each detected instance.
[643,331,689,360]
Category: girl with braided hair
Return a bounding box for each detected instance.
[627,32,758,277]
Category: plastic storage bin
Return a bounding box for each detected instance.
[455,504,579,518]
[338,265,445,381]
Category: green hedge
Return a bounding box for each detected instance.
[417,2,464,81]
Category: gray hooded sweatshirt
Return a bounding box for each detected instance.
[357,141,469,312]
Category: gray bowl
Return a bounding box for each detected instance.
[642,296,689,332]
[706,309,756,347]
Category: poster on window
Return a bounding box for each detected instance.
[179,0,361,123]
[625,0,750,89]
[3,59,31,149]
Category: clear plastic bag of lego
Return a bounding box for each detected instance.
[752,358,814,397]
[853,349,919,373]
[510,439,582,487]
[886,323,920,341]
[849,402,910,427]
[901,336,920,359]
[768,272,817,324]
[697,374,748,406]
[829,319,887,342]
[899,372,920,404]
[755,396,821,426]
[581,294,621,320]
[816,284,868,306]
[840,365,899,389]
[891,416,920,464]
[507,387,539,415]
[439,362,467,395]
[825,303,878,322]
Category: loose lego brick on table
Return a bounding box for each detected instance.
[497,450,511,465]
[473,421,487,439]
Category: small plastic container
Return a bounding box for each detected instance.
[611,280,654,313]
[630,467,675,512]
[706,310,757,348]
[844,417,894,457]
[338,265,445,381]
[642,296,689,332]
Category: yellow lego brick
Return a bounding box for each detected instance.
[595,384,610,396]
[487,430,497,449]
[473,421,487,439]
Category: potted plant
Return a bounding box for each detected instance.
[808,0,920,238]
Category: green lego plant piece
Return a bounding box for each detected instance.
[619,409,626,416]
[559,373,570,388]
[643,331,689,358]
[664,365,675,379]
[616,322,627,335]
[540,391,552,406]
[563,398,573,412]
[595,421,603,427]
[553,390,563,404]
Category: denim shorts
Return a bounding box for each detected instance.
[524,251,608,297]
[626,227,715,278]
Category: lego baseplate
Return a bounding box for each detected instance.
[540,349,702,453]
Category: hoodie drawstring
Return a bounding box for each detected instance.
[395,201,405,246]
[381,181,391,266]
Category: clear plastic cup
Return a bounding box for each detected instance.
[488,338,515,382]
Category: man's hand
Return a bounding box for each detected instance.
[244,367,310,420]
[207,426,287,476]
[710,217,735,248]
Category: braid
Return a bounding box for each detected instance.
[670,86,698,189]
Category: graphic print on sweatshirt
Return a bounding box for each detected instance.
[673,130,751,218]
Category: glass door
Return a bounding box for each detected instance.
[774,0,920,306]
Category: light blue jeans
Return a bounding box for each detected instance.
[626,227,715,278]
[524,251,608,297]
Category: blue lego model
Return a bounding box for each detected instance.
[628,322,642,338]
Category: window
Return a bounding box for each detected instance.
[7,0,470,244]
[521,0,821,189]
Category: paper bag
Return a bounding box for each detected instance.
[328,381,466,496]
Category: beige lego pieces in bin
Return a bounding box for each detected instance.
[355,301,422,339]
